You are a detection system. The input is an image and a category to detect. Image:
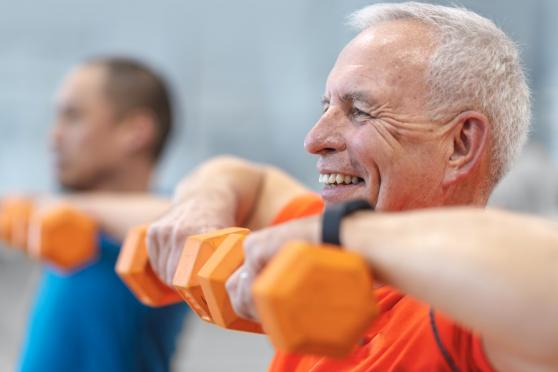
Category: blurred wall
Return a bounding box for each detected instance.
[0,0,556,199]
[0,1,557,370]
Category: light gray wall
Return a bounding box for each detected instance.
[0,0,556,197]
[0,1,557,371]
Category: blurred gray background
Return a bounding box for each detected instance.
[1,0,557,371]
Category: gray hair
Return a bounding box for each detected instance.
[348,2,531,188]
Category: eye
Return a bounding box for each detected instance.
[350,107,371,120]
[321,102,330,114]
[60,107,82,122]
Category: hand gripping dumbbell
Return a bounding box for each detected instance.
[116,193,324,310]
[0,197,35,249]
[179,229,378,357]
[27,203,98,271]
[116,224,258,330]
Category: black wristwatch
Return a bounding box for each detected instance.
[321,199,373,246]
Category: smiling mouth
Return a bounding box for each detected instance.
[319,173,365,188]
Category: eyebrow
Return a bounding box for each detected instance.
[321,91,377,107]
[342,91,377,106]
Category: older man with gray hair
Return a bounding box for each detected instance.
[147,2,557,371]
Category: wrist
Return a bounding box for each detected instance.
[322,200,373,246]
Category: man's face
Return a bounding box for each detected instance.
[305,20,456,211]
[51,65,125,191]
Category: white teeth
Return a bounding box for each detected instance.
[319,173,363,185]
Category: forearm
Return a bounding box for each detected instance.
[65,193,170,240]
[173,155,309,229]
[173,156,265,228]
[342,208,558,363]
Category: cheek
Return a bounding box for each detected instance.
[350,125,399,176]
[383,147,447,202]
[76,124,110,154]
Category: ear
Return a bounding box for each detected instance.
[442,111,489,186]
[118,109,157,159]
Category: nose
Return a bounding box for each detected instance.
[304,108,346,155]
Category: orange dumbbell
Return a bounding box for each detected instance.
[253,241,378,357]
[175,228,377,356]
[116,225,258,326]
[27,203,98,271]
[0,197,35,249]
[116,225,182,307]
[175,229,262,333]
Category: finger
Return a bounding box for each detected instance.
[226,267,243,316]
[146,224,160,272]
[227,267,258,321]
[155,225,172,282]
[238,269,258,321]
[166,228,187,284]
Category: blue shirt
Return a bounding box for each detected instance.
[19,233,188,372]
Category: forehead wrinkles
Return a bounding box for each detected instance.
[327,21,434,111]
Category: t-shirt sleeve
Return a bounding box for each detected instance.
[271,193,324,225]
[435,312,496,372]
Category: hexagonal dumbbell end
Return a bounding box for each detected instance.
[116,225,182,307]
[197,233,263,333]
[0,197,34,249]
[172,227,250,322]
[253,242,378,357]
[28,204,98,271]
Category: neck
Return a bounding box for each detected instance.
[443,168,492,208]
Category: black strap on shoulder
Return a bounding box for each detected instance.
[429,307,460,372]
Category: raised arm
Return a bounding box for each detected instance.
[228,207,558,371]
[62,193,170,240]
[147,155,310,284]
[341,208,558,371]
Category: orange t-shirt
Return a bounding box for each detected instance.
[269,194,495,372]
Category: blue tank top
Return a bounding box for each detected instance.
[19,232,188,372]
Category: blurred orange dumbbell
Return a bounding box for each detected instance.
[0,197,35,249]
[27,203,98,271]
